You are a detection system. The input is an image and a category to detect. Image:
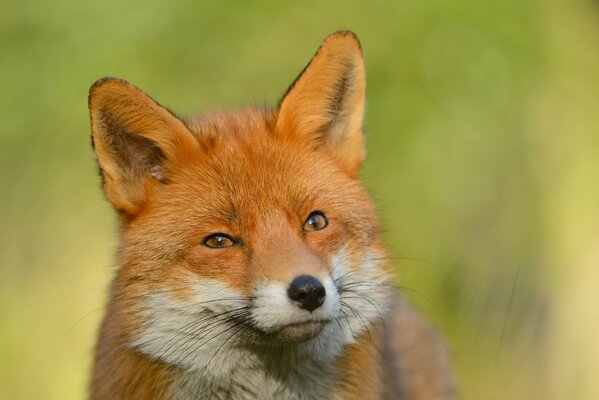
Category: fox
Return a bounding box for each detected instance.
[87,31,456,399]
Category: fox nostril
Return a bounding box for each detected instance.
[287,275,326,312]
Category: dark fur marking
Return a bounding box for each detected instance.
[97,108,166,184]
[278,48,321,107]
[313,65,353,143]
[278,30,361,107]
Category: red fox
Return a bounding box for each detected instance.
[88,31,456,399]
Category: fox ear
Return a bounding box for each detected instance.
[276,31,366,175]
[88,78,198,216]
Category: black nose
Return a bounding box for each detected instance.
[287,275,326,312]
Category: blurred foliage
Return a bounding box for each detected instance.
[1,0,598,399]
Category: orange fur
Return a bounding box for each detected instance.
[88,31,456,399]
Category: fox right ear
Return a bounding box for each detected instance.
[276,31,366,176]
[88,78,198,216]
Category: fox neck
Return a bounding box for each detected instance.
[143,316,349,398]
[171,347,339,399]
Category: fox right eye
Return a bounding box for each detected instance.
[203,233,235,249]
[304,211,328,232]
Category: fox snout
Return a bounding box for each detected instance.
[250,267,340,343]
[241,219,341,341]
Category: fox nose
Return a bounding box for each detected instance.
[287,275,326,312]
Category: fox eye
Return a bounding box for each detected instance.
[304,211,328,232]
[203,233,235,249]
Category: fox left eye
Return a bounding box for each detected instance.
[304,211,328,232]
[203,233,235,248]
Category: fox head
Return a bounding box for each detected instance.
[89,31,391,375]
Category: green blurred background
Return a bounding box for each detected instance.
[1,0,598,398]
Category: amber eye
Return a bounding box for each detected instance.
[304,211,328,232]
[203,233,235,248]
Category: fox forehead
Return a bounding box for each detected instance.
[151,109,367,225]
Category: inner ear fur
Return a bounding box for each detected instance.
[276,31,366,175]
[88,77,198,216]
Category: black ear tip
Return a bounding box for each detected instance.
[325,30,362,51]
[88,77,138,111]
[89,76,124,93]
[89,77,117,107]
[330,30,359,39]
[88,77,133,102]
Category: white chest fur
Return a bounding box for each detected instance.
[170,346,340,400]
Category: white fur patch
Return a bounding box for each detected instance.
[251,276,339,331]
[132,277,252,378]
[331,249,392,343]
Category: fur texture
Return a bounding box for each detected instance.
[88,31,457,399]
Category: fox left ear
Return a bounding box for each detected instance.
[88,78,199,217]
[276,31,366,175]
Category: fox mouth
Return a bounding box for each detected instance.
[269,319,330,343]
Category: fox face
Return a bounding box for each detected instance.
[89,31,391,385]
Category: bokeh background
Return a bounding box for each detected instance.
[1,0,598,398]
